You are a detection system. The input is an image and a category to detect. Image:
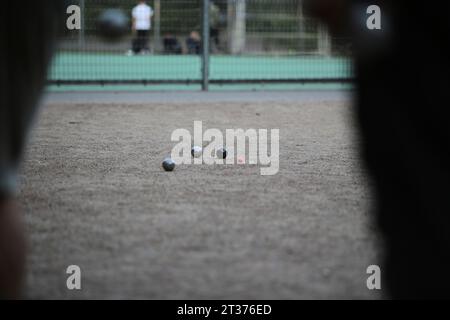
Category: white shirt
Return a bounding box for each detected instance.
[132,3,153,30]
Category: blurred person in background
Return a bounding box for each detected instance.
[163,33,183,54]
[209,1,221,52]
[186,31,201,55]
[130,0,154,54]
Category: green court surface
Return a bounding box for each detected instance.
[49,52,352,89]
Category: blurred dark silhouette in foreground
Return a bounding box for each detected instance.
[306,0,450,298]
[0,1,60,298]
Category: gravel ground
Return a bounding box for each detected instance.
[19,96,382,299]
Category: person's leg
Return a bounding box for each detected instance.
[132,32,139,54]
[210,27,219,49]
[0,1,59,298]
[142,30,150,52]
[137,30,149,53]
[186,38,194,54]
[135,30,143,53]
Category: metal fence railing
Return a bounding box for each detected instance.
[49,0,353,89]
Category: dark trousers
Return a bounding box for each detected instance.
[186,38,201,55]
[210,27,219,48]
[133,30,150,53]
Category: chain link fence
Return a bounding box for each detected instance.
[49,0,353,89]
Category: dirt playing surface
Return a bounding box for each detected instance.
[19,96,382,299]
